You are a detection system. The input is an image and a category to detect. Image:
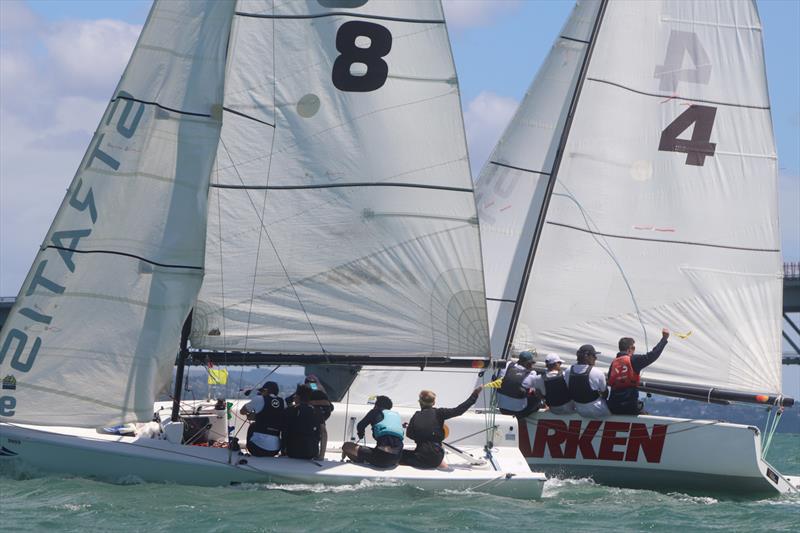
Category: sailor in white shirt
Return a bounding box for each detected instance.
[563,344,610,419]
[532,353,575,415]
[496,351,541,417]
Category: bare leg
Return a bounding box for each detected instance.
[341,441,361,462]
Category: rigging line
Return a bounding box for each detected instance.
[550,188,649,348]
[43,245,203,270]
[210,182,474,193]
[111,94,211,118]
[585,78,771,110]
[222,106,275,128]
[235,11,444,25]
[490,161,551,176]
[546,221,781,253]
[502,0,609,360]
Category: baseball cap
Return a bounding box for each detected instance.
[577,344,600,357]
[545,353,564,365]
[518,350,535,363]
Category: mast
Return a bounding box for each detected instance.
[171,311,193,422]
[502,0,609,358]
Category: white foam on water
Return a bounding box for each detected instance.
[233,478,404,493]
[666,492,719,505]
[60,503,91,511]
[542,476,596,497]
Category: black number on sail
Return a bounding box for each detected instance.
[332,21,392,92]
[658,105,717,166]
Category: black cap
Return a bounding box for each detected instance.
[259,381,279,395]
[577,344,600,357]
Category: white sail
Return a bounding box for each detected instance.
[478,0,782,395]
[0,0,235,426]
[191,0,489,358]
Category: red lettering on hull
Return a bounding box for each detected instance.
[520,418,668,463]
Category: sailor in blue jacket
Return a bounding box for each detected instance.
[342,395,404,468]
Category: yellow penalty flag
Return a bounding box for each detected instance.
[208,368,228,385]
[484,378,503,389]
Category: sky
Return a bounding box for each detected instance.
[0,0,798,394]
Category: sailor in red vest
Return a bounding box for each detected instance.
[607,328,670,415]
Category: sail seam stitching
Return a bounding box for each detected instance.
[546,222,780,253]
[586,78,770,110]
[490,161,551,176]
[234,11,444,24]
[43,245,204,270]
[222,106,275,127]
[210,182,474,192]
[112,95,212,117]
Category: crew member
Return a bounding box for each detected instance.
[533,353,575,415]
[290,375,334,460]
[607,328,670,415]
[240,381,286,457]
[400,386,482,469]
[341,395,404,468]
[496,350,541,417]
[564,344,610,419]
[283,384,323,459]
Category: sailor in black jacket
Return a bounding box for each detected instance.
[400,386,482,469]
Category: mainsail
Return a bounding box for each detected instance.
[0,1,235,426]
[477,0,783,396]
[192,0,488,358]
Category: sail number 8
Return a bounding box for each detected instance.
[658,105,717,166]
[332,21,392,92]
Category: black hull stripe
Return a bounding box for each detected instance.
[490,161,551,176]
[112,95,211,118]
[211,182,473,193]
[223,106,275,128]
[235,11,443,24]
[45,246,203,270]
[586,78,770,110]
[560,35,590,44]
[547,221,780,253]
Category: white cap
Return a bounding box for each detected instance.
[545,353,564,365]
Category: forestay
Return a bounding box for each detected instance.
[0,0,235,426]
[478,0,782,395]
[192,0,489,359]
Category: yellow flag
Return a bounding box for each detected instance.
[208,368,228,385]
[484,378,503,389]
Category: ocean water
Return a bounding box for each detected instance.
[0,434,797,532]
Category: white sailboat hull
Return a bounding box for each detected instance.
[0,401,544,500]
[519,412,797,495]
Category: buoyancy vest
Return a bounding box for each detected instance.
[289,404,320,438]
[252,394,285,436]
[543,373,571,407]
[408,408,444,443]
[568,366,600,404]
[499,363,531,399]
[372,409,404,440]
[608,355,641,389]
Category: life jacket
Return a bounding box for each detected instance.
[568,365,600,404]
[608,355,641,389]
[408,408,444,443]
[543,373,571,407]
[285,404,321,459]
[499,363,531,399]
[372,409,404,440]
[252,394,285,437]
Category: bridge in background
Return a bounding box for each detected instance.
[2,264,800,363]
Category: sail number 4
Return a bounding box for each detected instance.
[658,105,717,166]
[332,21,392,92]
